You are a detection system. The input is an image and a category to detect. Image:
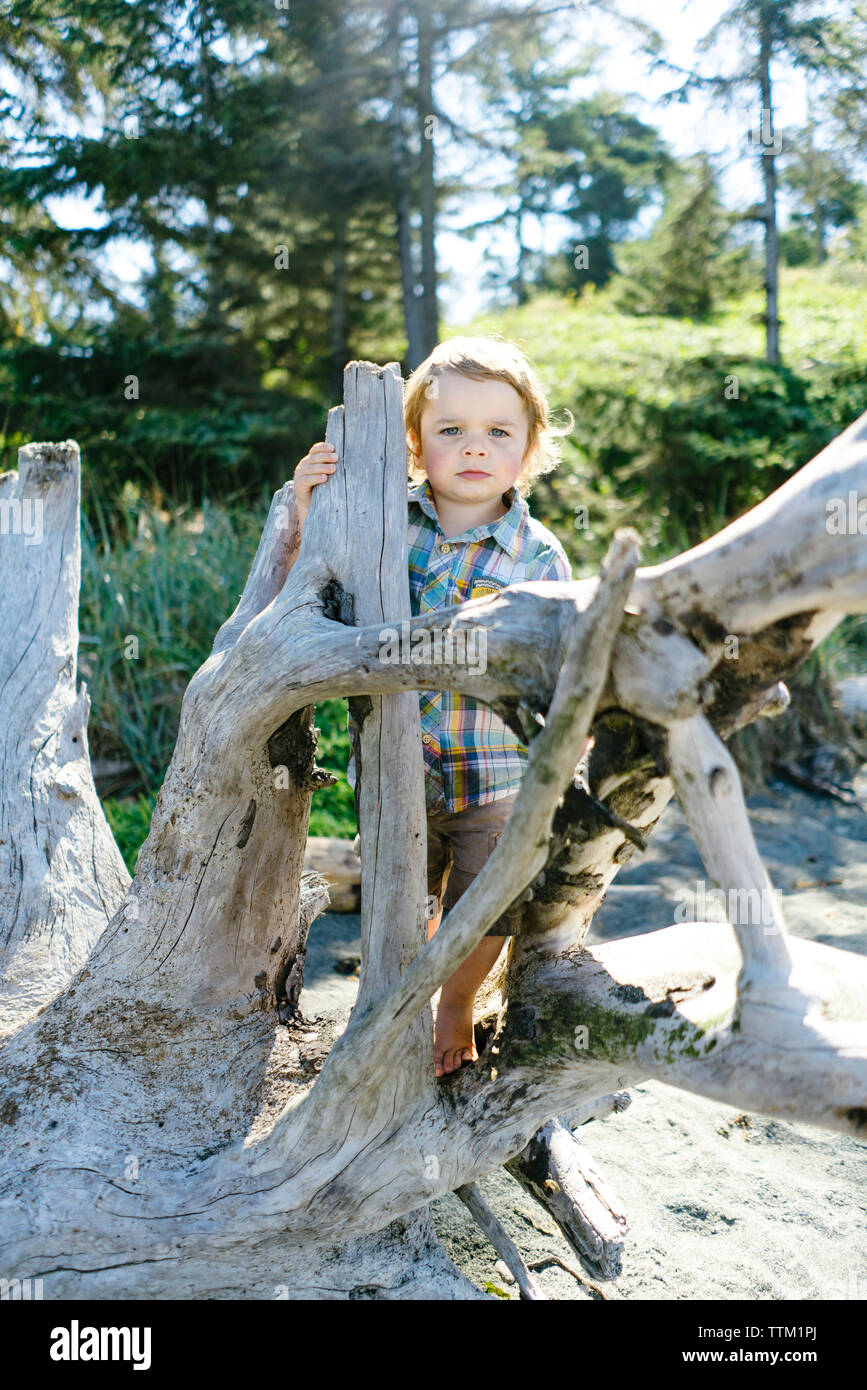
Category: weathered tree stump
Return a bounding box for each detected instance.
[0,364,865,1299]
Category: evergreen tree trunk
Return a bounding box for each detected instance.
[387,0,424,368]
[758,13,780,365]
[815,210,827,264]
[515,194,529,305]
[416,0,439,356]
[198,3,218,324]
[330,207,350,399]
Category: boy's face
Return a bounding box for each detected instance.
[410,371,532,506]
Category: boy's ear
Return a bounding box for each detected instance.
[407,428,422,458]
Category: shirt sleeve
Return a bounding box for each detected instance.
[537,545,572,582]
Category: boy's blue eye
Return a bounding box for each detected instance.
[438,426,510,437]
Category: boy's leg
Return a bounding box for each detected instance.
[425,814,450,941]
[429,793,519,1077]
[433,934,505,1076]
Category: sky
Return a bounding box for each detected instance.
[29,0,818,326]
[436,0,814,318]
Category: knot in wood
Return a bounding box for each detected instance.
[708,765,730,797]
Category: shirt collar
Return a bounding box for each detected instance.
[408,476,528,560]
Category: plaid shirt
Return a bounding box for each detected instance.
[347,477,572,813]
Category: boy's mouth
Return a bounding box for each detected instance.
[457,469,489,479]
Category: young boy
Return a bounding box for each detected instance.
[293,336,574,1079]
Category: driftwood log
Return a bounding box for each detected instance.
[303,836,361,914]
[0,360,865,1300]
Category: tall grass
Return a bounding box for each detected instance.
[84,482,356,871]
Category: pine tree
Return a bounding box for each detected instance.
[539,92,671,293]
[654,0,867,363]
[615,155,748,319]
[780,113,862,263]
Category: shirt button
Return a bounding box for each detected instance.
[439,542,451,553]
[422,734,432,744]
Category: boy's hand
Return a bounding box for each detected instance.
[293,442,337,525]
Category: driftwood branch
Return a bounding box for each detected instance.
[505,1117,629,1277]
[454,1183,545,1299]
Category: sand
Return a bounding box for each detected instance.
[298,774,867,1300]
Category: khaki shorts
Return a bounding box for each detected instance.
[426,790,523,936]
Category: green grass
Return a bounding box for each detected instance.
[94,264,867,868]
[103,793,159,877]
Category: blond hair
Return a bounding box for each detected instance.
[404,334,573,499]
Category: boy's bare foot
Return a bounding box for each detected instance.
[434,992,476,1077]
[427,924,505,1079]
